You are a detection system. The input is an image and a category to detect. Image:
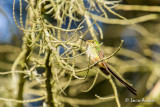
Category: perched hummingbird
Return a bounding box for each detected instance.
[85,40,137,96]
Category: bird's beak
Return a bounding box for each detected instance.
[79,38,86,41]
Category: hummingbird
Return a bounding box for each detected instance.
[85,40,137,96]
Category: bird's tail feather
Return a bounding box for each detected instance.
[101,61,137,96]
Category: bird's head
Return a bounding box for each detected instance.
[86,40,100,46]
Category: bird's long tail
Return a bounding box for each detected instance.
[100,61,137,96]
